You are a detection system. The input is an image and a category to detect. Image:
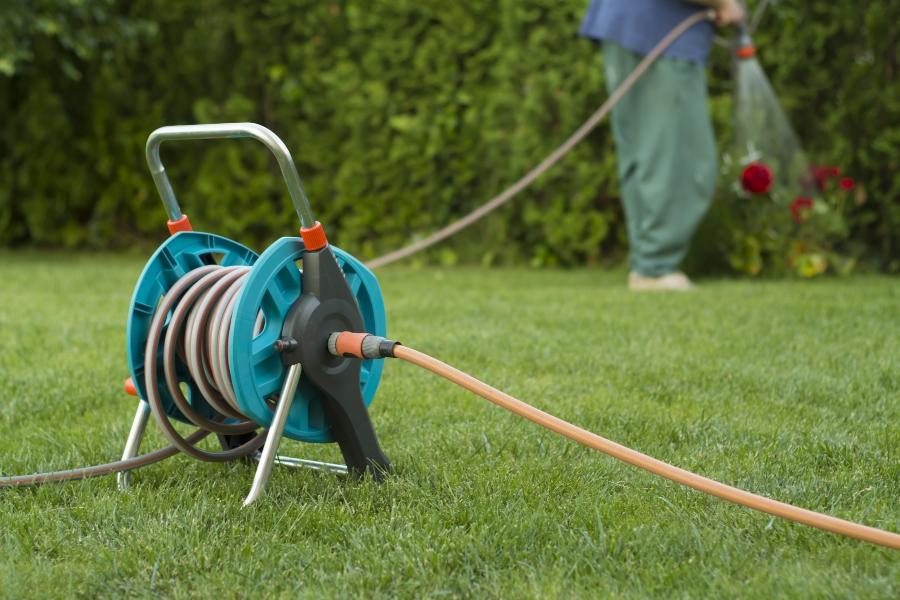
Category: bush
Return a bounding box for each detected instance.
[1,1,897,272]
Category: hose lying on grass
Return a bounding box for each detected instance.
[330,331,900,551]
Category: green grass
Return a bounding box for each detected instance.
[1,252,898,598]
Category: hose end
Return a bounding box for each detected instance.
[736,44,756,59]
[735,24,756,60]
[167,214,193,235]
[300,221,328,251]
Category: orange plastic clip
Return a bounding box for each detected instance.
[300,221,328,251]
[167,214,193,235]
[737,45,756,59]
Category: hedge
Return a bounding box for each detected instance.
[1,0,897,271]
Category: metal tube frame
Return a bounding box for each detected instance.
[260,454,348,475]
[243,362,302,506]
[116,393,348,493]
[117,400,152,490]
[145,122,317,228]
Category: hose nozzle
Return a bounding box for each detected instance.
[328,332,399,359]
[735,21,756,59]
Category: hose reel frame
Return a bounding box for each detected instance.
[120,122,392,502]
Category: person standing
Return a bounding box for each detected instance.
[580,0,744,290]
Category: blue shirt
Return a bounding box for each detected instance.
[579,0,714,65]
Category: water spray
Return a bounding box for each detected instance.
[730,2,814,199]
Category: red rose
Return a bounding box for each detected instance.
[741,163,773,195]
[790,196,814,224]
[839,177,854,190]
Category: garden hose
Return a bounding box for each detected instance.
[0,430,209,487]
[329,332,900,551]
[139,264,267,461]
[366,9,714,269]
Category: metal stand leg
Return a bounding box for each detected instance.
[253,453,348,475]
[243,363,302,506]
[117,400,151,491]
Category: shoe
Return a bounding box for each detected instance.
[628,271,695,292]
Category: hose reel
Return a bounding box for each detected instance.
[121,123,390,504]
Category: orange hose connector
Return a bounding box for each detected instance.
[300,221,328,251]
[737,45,757,59]
[166,214,193,235]
[391,344,900,550]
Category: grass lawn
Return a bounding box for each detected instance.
[0,251,898,598]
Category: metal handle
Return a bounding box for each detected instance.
[145,122,316,228]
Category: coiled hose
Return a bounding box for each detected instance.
[0,265,267,486]
[141,265,265,461]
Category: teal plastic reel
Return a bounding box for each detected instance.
[126,231,386,443]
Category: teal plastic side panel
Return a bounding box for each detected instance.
[125,232,258,424]
[230,238,387,442]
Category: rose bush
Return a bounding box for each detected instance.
[705,161,859,278]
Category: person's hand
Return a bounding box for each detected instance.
[715,0,745,27]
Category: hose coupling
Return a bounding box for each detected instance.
[328,332,399,359]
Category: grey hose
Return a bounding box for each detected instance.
[366,10,714,269]
[0,430,210,487]
[142,265,266,461]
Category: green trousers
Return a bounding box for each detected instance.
[604,42,717,277]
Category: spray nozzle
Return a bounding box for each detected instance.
[735,21,756,59]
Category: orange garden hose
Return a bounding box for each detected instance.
[366,341,899,550]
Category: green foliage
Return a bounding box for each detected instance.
[0,1,897,271]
